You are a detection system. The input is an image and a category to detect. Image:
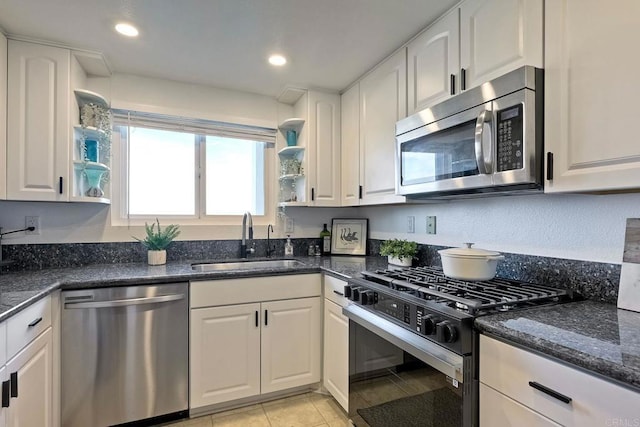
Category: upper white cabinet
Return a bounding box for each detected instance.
[407,0,543,113]
[0,33,7,200]
[340,84,360,206]
[359,49,407,205]
[6,40,111,203]
[306,91,341,206]
[407,9,460,114]
[459,0,543,90]
[545,0,640,193]
[7,41,71,201]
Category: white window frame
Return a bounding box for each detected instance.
[110,112,276,227]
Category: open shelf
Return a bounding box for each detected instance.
[278,146,305,157]
[74,89,109,109]
[74,125,108,140]
[279,174,305,180]
[278,118,305,131]
[73,161,111,172]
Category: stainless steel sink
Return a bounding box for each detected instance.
[191,259,304,272]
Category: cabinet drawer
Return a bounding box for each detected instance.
[480,335,640,426]
[324,275,348,307]
[480,383,560,427]
[7,296,51,359]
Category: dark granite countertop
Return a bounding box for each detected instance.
[475,300,640,392]
[0,255,388,322]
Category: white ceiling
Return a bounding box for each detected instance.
[0,0,458,98]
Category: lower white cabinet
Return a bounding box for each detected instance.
[5,327,53,427]
[190,275,322,411]
[480,335,640,426]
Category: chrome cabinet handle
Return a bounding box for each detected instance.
[474,110,493,175]
[64,294,184,309]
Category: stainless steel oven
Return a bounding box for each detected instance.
[343,266,573,427]
[395,66,544,198]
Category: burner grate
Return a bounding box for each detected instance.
[362,266,569,315]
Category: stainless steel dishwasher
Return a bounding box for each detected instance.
[61,283,189,427]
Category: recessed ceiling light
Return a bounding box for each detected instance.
[268,54,287,66]
[115,23,139,37]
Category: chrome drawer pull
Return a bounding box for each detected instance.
[27,317,43,328]
[529,381,572,404]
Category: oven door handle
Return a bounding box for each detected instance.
[474,109,493,175]
[343,304,464,383]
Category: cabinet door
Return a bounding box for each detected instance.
[545,0,640,192]
[307,91,341,206]
[323,299,349,412]
[0,33,7,200]
[340,84,360,206]
[408,9,460,113]
[6,328,53,427]
[190,303,261,408]
[460,0,543,90]
[7,41,70,201]
[0,366,6,427]
[261,297,321,394]
[359,49,407,205]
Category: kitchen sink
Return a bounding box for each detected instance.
[191,259,305,272]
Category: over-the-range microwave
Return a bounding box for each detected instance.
[395,66,544,199]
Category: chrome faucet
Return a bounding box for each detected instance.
[266,224,275,258]
[240,212,255,258]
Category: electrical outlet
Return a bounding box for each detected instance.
[284,217,294,233]
[426,216,436,235]
[407,216,415,233]
[25,216,40,235]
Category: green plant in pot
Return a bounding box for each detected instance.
[379,238,418,267]
[134,219,180,265]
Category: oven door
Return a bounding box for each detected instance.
[344,304,475,427]
[396,102,493,196]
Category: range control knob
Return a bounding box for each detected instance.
[420,315,438,335]
[359,291,376,305]
[350,287,362,302]
[436,320,458,343]
[343,285,353,299]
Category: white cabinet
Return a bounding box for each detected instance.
[406,0,542,112]
[323,276,349,411]
[6,40,111,203]
[459,0,543,90]
[190,275,322,411]
[545,0,640,193]
[340,84,360,206]
[0,33,7,200]
[0,295,55,427]
[190,303,261,407]
[7,41,71,201]
[261,297,321,394]
[359,49,407,205]
[6,328,53,427]
[407,9,460,114]
[306,91,341,206]
[480,335,640,426]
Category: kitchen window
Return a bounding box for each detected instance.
[111,111,275,225]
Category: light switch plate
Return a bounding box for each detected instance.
[426,216,436,234]
[407,216,415,233]
[284,217,294,233]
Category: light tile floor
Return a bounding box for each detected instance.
[162,392,350,427]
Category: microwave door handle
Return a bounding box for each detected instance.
[474,110,493,174]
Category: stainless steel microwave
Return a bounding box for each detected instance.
[395,66,544,198]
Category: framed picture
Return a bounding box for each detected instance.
[331,218,368,255]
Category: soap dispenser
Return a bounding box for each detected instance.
[284,235,294,256]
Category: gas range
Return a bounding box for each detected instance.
[346,266,573,355]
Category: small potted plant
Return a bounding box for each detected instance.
[134,219,180,265]
[379,238,418,267]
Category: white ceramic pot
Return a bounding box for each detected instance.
[438,243,504,281]
[388,255,412,267]
[148,250,167,265]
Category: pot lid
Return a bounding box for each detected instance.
[438,243,502,258]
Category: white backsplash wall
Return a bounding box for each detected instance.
[357,192,639,264]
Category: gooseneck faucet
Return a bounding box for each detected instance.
[240,212,255,258]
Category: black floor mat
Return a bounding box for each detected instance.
[356,387,462,427]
